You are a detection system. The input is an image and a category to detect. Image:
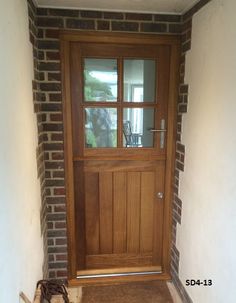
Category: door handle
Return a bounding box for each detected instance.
[148,119,166,149]
[148,129,167,132]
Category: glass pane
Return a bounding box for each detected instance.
[85,108,117,148]
[123,59,156,103]
[123,108,155,147]
[84,59,118,102]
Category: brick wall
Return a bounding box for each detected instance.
[27,0,211,296]
[27,0,49,278]
[33,6,182,282]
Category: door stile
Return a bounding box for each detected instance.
[162,42,180,274]
[74,161,86,269]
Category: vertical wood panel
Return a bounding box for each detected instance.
[127,172,141,253]
[85,172,99,254]
[99,172,113,254]
[140,172,155,253]
[153,161,165,265]
[113,172,127,253]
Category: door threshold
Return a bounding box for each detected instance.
[69,272,171,287]
[77,270,162,279]
[77,265,162,279]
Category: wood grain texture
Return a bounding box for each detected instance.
[85,172,100,255]
[83,160,160,172]
[152,161,165,265]
[86,253,153,269]
[113,172,127,253]
[99,172,113,254]
[140,172,155,253]
[60,30,179,46]
[162,42,180,274]
[74,162,86,270]
[62,31,180,283]
[127,172,141,253]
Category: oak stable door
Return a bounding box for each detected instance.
[62,32,179,285]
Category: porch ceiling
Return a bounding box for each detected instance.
[35,0,200,14]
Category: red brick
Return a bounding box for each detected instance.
[44,143,63,151]
[54,187,65,195]
[38,40,59,50]
[55,221,67,229]
[51,152,64,160]
[140,22,167,33]
[37,17,63,28]
[53,171,65,178]
[54,205,66,212]
[56,254,68,261]
[39,62,60,71]
[56,238,67,245]
[80,10,102,18]
[97,21,110,30]
[56,270,67,278]
[45,161,64,169]
[125,13,152,21]
[154,14,181,22]
[48,72,61,81]
[51,133,64,141]
[48,230,67,238]
[46,51,60,61]
[50,113,63,121]
[66,19,95,30]
[49,93,62,101]
[112,21,139,32]
[104,12,124,19]
[47,213,66,221]
[45,29,60,39]
[46,197,66,204]
[48,8,78,17]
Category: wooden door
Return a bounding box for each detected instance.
[61,32,179,285]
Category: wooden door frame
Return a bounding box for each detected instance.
[60,31,180,286]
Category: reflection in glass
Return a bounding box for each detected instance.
[84,59,118,102]
[85,108,117,148]
[123,59,156,103]
[123,108,154,147]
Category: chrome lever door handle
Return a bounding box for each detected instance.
[148,119,166,149]
[148,129,167,132]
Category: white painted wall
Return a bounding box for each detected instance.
[177,0,236,302]
[0,0,43,302]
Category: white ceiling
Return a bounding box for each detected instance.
[35,0,200,14]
